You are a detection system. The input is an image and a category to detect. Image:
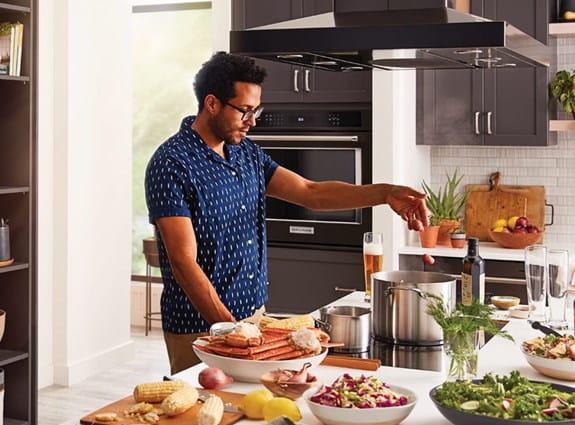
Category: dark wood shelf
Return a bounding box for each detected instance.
[0,75,30,82]
[0,186,29,195]
[5,418,29,425]
[0,349,28,367]
[0,262,29,274]
[0,2,30,13]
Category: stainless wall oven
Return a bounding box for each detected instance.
[251,107,372,248]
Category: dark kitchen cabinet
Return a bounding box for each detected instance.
[417,67,551,146]
[266,246,363,314]
[0,1,37,424]
[232,0,372,104]
[471,0,550,45]
[417,0,554,146]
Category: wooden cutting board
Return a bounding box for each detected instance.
[465,172,546,241]
[80,389,245,425]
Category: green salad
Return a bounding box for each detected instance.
[433,371,575,421]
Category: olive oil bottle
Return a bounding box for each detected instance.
[461,237,485,306]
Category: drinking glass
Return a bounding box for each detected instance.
[363,232,383,302]
[547,249,570,330]
[524,245,547,323]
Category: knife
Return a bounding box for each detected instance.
[163,376,241,413]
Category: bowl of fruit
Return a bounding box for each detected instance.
[489,216,543,249]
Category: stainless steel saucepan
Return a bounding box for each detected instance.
[317,305,371,353]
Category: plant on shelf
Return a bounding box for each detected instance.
[551,69,575,119]
[422,169,468,246]
[425,294,513,381]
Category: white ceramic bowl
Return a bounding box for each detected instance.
[304,385,417,425]
[521,345,575,381]
[192,339,327,383]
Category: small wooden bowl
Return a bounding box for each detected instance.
[488,230,543,249]
[490,295,520,310]
[259,371,320,400]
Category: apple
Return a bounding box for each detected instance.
[526,225,539,234]
[513,226,528,234]
[516,216,529,227]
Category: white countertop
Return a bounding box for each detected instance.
[399,242,575,262]
[174,292,575,424]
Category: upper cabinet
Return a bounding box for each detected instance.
[417,0,554,146]
[232,0,372,104]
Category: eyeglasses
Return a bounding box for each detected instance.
[224,102,264,122]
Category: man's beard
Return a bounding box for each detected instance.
[209,113,243,145]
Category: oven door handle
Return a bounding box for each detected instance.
[248,135,359,142]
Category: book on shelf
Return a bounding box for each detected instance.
[0,22,24,76]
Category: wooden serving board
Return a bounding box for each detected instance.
[465,173,545,241]
[80,389,245,425]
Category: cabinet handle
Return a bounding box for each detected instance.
[486,111,493,135]
[304,69,311,92]
[293,69,300,92]
[334,286,357,293]
[474,111,480,135]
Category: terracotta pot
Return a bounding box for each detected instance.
[450,233,466,248]
[437,219,460,246]
[420,226,440,248]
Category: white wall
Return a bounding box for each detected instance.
[372,67,430,270]
[38,0,134,387]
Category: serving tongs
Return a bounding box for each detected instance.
[531,320,562,337]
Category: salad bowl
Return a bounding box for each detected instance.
[521,345,575,381]
[304,383,417,425]
[430,377,575,425]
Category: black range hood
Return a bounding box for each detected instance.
[229,4,551,71]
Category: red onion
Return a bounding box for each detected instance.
[198,367,233,389]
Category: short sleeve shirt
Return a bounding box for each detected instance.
[145,116,279,334]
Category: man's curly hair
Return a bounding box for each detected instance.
[194,52,267,111]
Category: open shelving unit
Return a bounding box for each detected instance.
[0,0,37,424]
[548,22,575,132]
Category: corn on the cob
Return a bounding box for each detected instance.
[197,395,224,425]
[259,316,279,327]
[160,386,199,416]
[133,381,191,403]
[264,314,315,330]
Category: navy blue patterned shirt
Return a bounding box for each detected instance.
[145,116,279,334]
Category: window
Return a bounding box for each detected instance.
[132,2,212,275]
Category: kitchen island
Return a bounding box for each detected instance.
[174,292,575,424]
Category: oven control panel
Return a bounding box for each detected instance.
[255,110,368,130]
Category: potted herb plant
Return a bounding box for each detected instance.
[450,222,466,249]
[426,294,513,381]
[422,170,467,247]
[551,69,575,119]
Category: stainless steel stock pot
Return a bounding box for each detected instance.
[372,271,456,346]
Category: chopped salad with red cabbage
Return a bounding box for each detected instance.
[309,374,409,408]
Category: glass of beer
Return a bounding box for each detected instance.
[363,232,383,302]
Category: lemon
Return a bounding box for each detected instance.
[262,397,302,423]
[492,226,506,232]
[239,389,274,419]
[492,218,507,229]
[507,216,520,229]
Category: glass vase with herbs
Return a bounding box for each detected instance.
[426,293,513,381]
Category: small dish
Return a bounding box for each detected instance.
[490,295,520,310]
[508,305,529,319]
[259,369,320,400]
[0,258,14,268]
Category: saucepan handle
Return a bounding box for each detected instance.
[315,317,331,332]
[385,286,427,298]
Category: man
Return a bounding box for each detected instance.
[145,52,428,374]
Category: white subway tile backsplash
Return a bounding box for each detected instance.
[430,134,575,242]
